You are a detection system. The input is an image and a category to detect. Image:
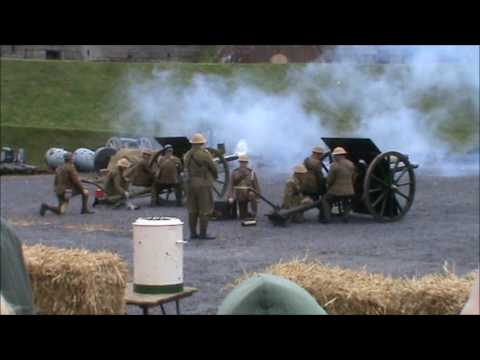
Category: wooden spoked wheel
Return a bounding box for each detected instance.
[363,151,416,222]
[206,147,230,199]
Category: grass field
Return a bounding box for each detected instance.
[1,59,478,167]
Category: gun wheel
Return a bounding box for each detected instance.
[364,151,416,222]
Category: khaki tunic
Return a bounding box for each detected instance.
[54,163,85,196]
[227,167,261,202]
[156,155,182,185]
[124,158,154,187]
[282,176,304,209]
[104,167,130,198]
[326,157,355,196]
[302,156,325,195]
[183,148,218,215]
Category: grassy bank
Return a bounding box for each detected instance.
[1,59,477,162]
[1,59,294,132]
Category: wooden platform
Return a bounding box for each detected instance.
[125,283,198,315]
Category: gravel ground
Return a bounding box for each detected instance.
[1,169,479,315]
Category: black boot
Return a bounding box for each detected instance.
[199,216,215,240]
[81,195,95,214]
[189,213,199,239]
[175,187,183,207]
[40,203,47,216]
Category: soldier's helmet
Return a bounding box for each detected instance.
[190,133,207,144]
[312,146,325,154]
[332,147,347,156]
[294,164,308,174]
[239,155,249,163]
[117,158,131,168]
[63,152,73,161]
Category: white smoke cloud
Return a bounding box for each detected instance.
[119,45,479,177]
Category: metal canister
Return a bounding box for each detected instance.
[133,217,186,294]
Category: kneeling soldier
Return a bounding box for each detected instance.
[40,152,94,216]
[281,164,313,224]
[103,158,132,206]
[227,155,261,219]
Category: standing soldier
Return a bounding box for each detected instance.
[281,164,313,224]
[227,155,261,220]
[40,152,94,216]
[152,145,183,207]
[321,147,356,223]
[103,158,132,206]
[183,134,218,240]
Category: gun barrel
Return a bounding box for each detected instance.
[235,186,279,210]
[267,199,323,226]
[213,154,239,163]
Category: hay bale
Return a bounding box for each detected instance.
[228,260,476,315]
[23,245,128,315]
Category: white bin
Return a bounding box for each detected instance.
[133,217,185,294]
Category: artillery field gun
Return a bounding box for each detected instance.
[260,138,419,225]
[45,136,239,204]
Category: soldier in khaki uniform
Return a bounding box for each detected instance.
[321,147,356,223]
[302,146,326,198]
[183,133,218,240]
[281,164,313,224]
[227,155,261,219]
[152,145,183,207]
[103,158,132,205]
[124,149,155,188]
[40,152,94,216]
[302,146,326,221]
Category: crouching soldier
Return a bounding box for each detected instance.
[227,155,261,219]
[152,145,183,206]
[281,164,313,224]
[303,146,326,199]
[302,146,326,221]
[124,149,155,188]
[103,158,132,207]
[321,147,356,223]
[40,152,94,216]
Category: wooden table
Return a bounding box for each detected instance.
[125,283,198,315]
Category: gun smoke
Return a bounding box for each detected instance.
[119,46,479,177]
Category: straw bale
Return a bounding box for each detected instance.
[227,260,476,315]
[23,245,128,315]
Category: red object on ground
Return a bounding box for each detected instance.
[96,189,106,200]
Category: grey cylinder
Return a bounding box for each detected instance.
[45,148,67,169]
[73,148,95,172]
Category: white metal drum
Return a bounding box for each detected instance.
[45,148,67,169]
[133,217,185,294]
[73,148,95,172]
